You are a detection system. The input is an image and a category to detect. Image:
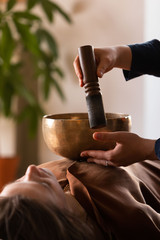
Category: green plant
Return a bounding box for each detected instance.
[0,0,71,136]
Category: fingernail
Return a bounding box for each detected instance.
[97,70,103,78]
[100,71,103,77]
[93,132,101,139]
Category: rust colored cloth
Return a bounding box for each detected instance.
[39,159,160,240]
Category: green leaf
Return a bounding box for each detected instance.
[7,0,16,11]
[0,23,15,69]
[27,0,37,10]
[14,11,41,22]
[36,29,58,59]
[13,19,41,57]
[51,77,65,100]
[52,66,64,78]
[14,82,36,106]
[40,0,71,23]
[50,2,72,23]
[41,69,65,100]
[0,63,20,97]
[0,0,69,137]
[0,11,3,25]
[1,80,14,116]
[40,0,53,22]
[43,76,50,99]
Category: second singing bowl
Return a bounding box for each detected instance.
[42,113,131,160]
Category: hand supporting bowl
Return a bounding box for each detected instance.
[42,113,131,160]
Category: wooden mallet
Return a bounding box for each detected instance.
[78,45,107,129]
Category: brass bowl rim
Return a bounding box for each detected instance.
[43,112,131,121]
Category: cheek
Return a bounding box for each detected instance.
[52,186,66,209]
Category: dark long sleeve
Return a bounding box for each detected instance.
[123,39,160,80]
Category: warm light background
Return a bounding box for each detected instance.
[1,0,160,165]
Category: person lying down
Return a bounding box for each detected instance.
[0,157,159,240]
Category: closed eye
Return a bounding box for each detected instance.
[41,182,50,188]
[38,181,53,191]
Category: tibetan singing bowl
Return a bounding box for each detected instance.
[42,113,131,160]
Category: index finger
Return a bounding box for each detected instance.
[93,131,129,143]
[73,55,84,87]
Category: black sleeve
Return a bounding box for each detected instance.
[123,39,160,80]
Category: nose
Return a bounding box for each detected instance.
[25,165,40,181]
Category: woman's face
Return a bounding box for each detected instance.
[0,165,66,209]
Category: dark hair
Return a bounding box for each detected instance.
[0,195,95,240]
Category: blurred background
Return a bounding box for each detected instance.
[0,0,160,186]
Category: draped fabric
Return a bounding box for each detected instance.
[40,159,160,240]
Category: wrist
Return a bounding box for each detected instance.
[114,45,132,70]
